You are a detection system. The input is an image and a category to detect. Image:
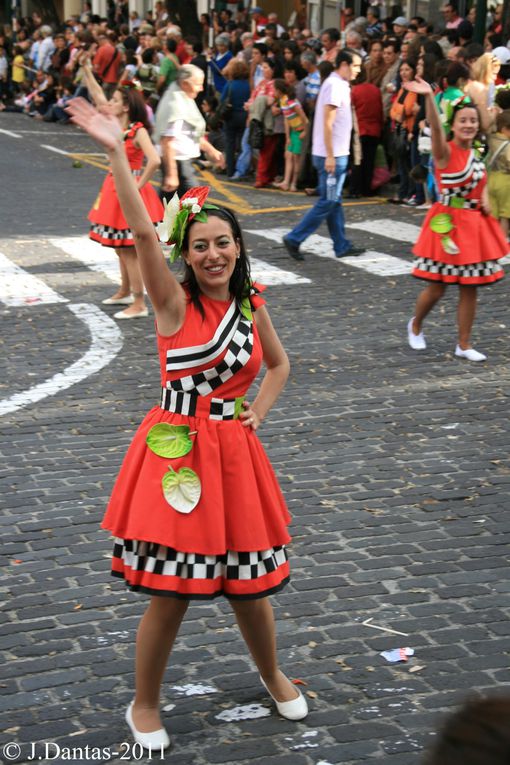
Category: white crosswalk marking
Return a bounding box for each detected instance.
[0,251,68,307]
[347,219,422,243]
[246,228,413,276]
[50,236,122,283]
[50,235,311,286]
[0,304,122,417]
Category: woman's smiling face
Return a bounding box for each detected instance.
[452,106,479,143]
[184,216,240,300]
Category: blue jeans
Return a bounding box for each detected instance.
[234,125,252,177]
[286,155,352,257]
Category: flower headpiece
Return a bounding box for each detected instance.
[120,78,143,92]
[156,186,219,262]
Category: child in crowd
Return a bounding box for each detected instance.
[0,46,8,106]
[487,110,510,241]
[11,45,26,94]
[272,79,307,192]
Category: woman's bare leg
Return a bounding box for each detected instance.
[117,247,146,314]
[457,284,478,349]
[412,282,447,334]
[132,597,189,732]
[107,248,131,300]
[230,598,299,702]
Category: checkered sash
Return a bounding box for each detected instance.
[165,302,253,398]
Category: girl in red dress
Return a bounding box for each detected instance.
[80,58,163,319]
[405,77,507,362]
[67,97,308,752]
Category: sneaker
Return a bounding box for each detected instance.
[416,202,431,210]
[282,236,304,261]
[404,196,418,207]
[407,318,427,350]
[455,345,487,362]
[229,173,242,180]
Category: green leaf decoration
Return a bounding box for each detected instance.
[193,211,208,224]
[146,424,194,459]
[162,466,201,514]
[430,213,454,234]
[441,235,460,255]
[203,203,219,211]
[240,296,252,321]
[234,396,245,420]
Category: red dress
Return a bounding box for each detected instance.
[88,122,164,247]
[102,286,291,599]
[412,142,507,285]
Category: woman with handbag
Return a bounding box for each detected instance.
[389,60,419,204]
[220,59,251,178]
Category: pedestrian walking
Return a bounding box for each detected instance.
[282,50,365,261]
[80,59,163,319]
[153,65,225,202]
[406,78,507,362]
[67,96,307,752]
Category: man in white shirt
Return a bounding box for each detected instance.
[283,49,364,260]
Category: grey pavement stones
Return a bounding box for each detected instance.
[1,114,510,764]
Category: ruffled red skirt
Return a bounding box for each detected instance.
[88,173,163,247]
[102,407,291,556]
[412,203,507,285]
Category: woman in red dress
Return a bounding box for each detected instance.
[67,97,308,752]
[405,77,507,361]
[80,58,163,319]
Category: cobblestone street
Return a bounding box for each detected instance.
[1,114,510,765]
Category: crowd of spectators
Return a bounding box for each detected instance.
[0,1,509,211]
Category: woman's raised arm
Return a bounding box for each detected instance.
[66,98,186,331]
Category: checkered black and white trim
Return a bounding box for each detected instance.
[113,538,288,581]
[160,388,198,416]
[90,223,134,243]
[166,300,239,371]
[438,196,480,210]
[439,150,485,204]
[160,388,242,420]
[414,257,504,279]
[169,316,253,397]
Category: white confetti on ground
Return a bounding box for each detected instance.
[171,683,218,697]
[215,703,271,722]
[162,704,176,712]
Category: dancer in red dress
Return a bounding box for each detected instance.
[405,77,507,361]
[67,97,308,753]
[80,58,163,319]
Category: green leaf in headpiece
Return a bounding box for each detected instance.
[430,213,454,234]
[203,203,219,211]
[193,211,209,224]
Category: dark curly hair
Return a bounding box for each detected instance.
[180,206,252,318]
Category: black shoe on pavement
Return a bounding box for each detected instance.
[282,236,304,261]
[336,246,365,257]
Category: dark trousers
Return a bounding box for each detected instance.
[350,135,380,196]
[223,111,246,177]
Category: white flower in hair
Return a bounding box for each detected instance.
[156,194,180,243]
[181,197,202,213]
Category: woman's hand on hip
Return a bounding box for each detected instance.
[239,400,262,431]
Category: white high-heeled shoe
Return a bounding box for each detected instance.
[260,675,309,720]
[125,702,171,751]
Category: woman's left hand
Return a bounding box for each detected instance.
[239,400,261,431]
